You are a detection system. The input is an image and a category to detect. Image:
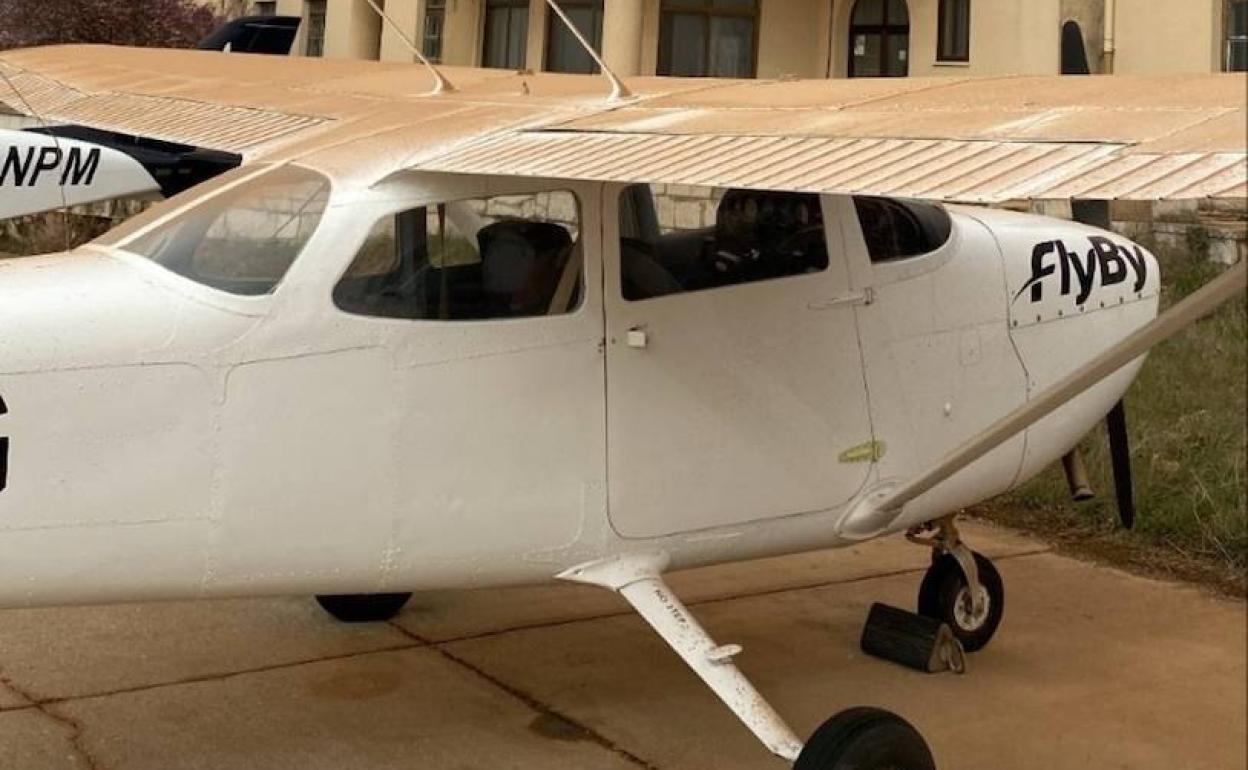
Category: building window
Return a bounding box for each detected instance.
[304,0,326,57]
[424,0,446,63]
[1228,0,1248,71]
[546,0,604,73]
[253,1,277,15]
[483,0,529,69]
[658,0,758,78]
[849,0,909,78]
[937,0,970,62]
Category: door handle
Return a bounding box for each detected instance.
[626,326,648,349]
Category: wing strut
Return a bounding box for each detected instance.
[361,0,455,94]
[544,0,632,101]
[838,259,1248,539]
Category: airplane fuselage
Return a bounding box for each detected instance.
[0,165,1158,608]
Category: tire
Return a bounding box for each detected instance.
[794,707,936,770]
[917,552,1004,653]
[315,592,412,623]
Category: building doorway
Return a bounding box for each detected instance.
[1061,20,1091,74]
[848,0,909,77]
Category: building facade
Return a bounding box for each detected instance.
[260,0,1248,77]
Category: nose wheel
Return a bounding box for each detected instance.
[795,708,936,770]
[911,519,1005,652]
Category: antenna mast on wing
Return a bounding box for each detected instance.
[361,0,455,94]
[544,0,632,101]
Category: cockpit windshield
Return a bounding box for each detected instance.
[109,165,330,296]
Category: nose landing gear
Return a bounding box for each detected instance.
[909,517,1005,652]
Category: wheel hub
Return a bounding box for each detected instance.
[953,585,991,631]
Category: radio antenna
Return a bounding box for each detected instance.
[361,0,455,94]
[544,0,632,101]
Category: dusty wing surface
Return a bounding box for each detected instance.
[413,74,1247,203]
[0,46,1242,202]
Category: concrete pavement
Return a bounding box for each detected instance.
[0,521,1243,770]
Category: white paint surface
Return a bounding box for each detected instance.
[0,129,160,218]
[0,165,1163,607]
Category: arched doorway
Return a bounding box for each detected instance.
[1061,20,1091,74]
[849,0,909,77]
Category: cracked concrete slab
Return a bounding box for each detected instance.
[0,596,412,702]
[0,679,32,710]
[52,648,639,770]
[395,519,1041,642]
[0,526,1241,769]
[444,551,1246,770]
[0,708,80,770]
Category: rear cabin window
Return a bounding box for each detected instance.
[334,190,583,321]
[853,196,952,263]
[117,165,329,296]
[618,185,829,301]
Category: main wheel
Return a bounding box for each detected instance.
[918,551,1003,652]
[315,592,412,623]
[794,707,936,770]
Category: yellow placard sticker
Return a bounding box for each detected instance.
[838,440,886,464]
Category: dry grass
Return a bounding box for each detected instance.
[975,244,1247,596]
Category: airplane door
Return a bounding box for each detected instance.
[604,185,874,539]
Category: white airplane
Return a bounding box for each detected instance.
[0,8,1244,768]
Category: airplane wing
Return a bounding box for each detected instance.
[415,75,1248,203]
[0,45,1244,204]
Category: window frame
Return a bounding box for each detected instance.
[657,0,760,78]
[304,0,326,57]
[848,0,910,78]
[936,0,970,63]
[1226,0,1248,72]
[109,164,331,298]
[423,0,446,64]
[545,0,604,74]
[482,0,530,70]
[332,188,588,324]
[615,184,834,303]
[833,194,957,289]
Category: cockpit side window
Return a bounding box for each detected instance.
[116,165,329,296]
[334,190,583,321]
[619,184,829,302]
[853,196,952,263]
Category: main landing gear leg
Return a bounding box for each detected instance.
[908,517,1005,653]
[558,553,936,769]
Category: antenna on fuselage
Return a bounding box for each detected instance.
[544,0,632,102]
[361,0,455,94]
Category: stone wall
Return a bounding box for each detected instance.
[1030,198,1248,264]
[652,184,722,232]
